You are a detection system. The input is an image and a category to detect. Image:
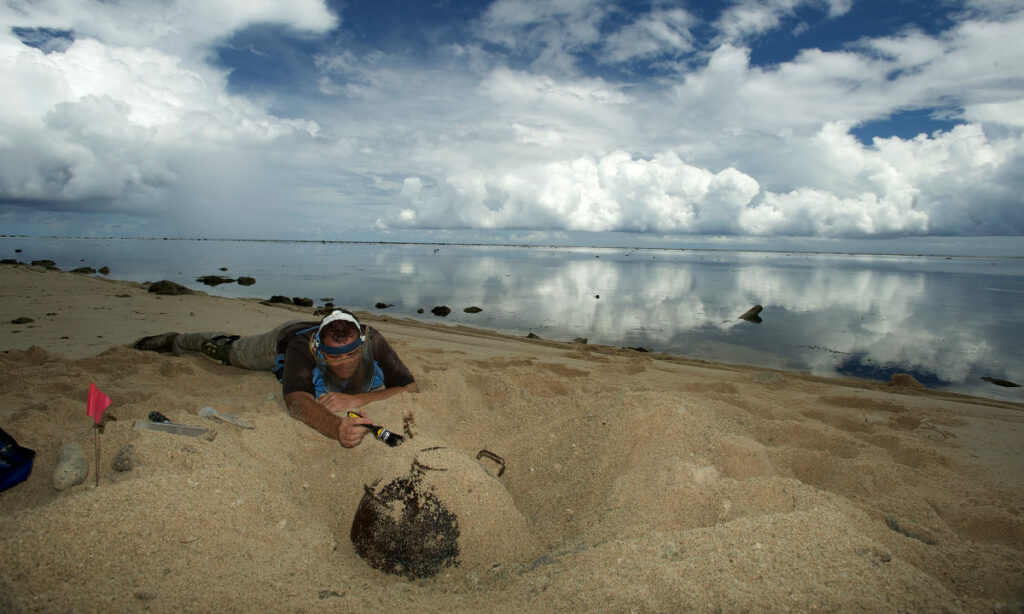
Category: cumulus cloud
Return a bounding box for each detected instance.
[1,0,336,56]
[395,150,761,233]
[0,0,328,215]
[391,119,1023,237]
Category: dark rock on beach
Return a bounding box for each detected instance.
[627,346,649,352]
[237,276,255,286]
[890,373,924,388]
[574,337,588,344]
[2,259,20,265]
[99,266,110,275]
[739,305,763,323]
[375,303,394,309]
[71,267,97,274]
[417,308,425,314]
[148,280,195,295]
[31,259,58,269]
[196,275,235,286]
[463,306,482,313]
[431,306,451,317]
[293,297,314,308]
[268,296,293,304]
[981,376,1021,388]
[526,333,541,339]
[11,317,34,324]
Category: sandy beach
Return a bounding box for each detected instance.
[1,263,1022,613]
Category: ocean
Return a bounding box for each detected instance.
[3,236,1022,402]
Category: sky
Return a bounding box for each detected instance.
[1,0,1023,247]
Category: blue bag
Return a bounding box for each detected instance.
[0,427,36,493]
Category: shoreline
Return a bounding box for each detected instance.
[2,263,1023,612]
[4,239,1022,404]
[3,263,1020,411]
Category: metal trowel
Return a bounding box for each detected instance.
[133,411,209,438]
[197,406,254,429]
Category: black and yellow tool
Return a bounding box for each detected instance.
[347,411,404,447]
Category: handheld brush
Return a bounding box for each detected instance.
[347,411,404,447]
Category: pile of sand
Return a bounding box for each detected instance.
[1,265,1022,612]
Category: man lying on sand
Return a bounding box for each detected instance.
[133,309,418,447]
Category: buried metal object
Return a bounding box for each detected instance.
[350,447,460,579]
[350,446,524,579]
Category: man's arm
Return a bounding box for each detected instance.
[316,382,419,412]
[284,391,374,447]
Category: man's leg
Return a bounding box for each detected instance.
[139,321,305,371]
[225,320,307,371]
[172,332,229,355]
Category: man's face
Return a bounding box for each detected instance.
[322,332,362,379]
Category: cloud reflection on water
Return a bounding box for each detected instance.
[356,246,1020,400]
[5,238,1020,401]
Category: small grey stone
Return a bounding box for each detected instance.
[52,442,89,490]
[111,444,141,472]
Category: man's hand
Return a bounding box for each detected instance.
[338,412,373,448]
[284,391,372,447]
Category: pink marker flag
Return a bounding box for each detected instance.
[86,383,112,424]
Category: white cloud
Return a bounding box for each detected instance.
[394,150,761,233]
[600,8,696,64]
[390,119,1023,237]
[1,0,1022,240]
[477,0,697,72]
[713,0,853,46]
[476,0,608,73]
[1,0,336,57]
[0,0,326,212]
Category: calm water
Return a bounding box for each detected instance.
[4,237,1022,402]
